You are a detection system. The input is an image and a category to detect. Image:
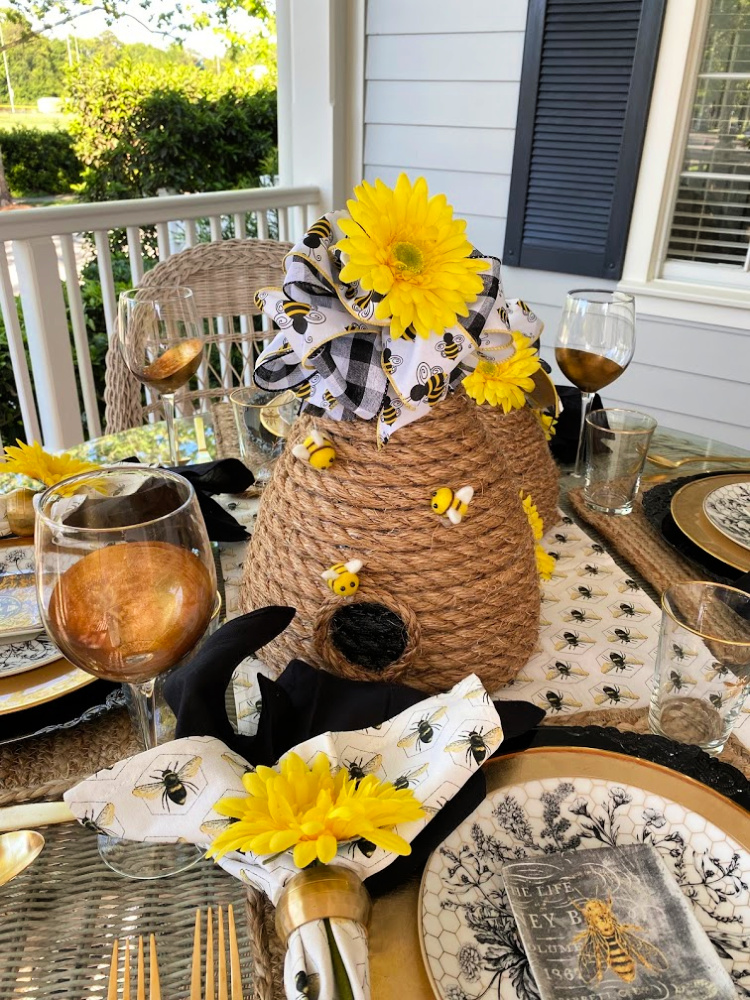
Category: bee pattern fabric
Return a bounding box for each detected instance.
[241,390,541,691]
[252,211,542,446]
[64,675,504,1000]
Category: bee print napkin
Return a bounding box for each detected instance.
[64,673,503,902]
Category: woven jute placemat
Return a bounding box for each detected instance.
[0,707,140,807]
[568,486,696,595]
[212,400,242,461]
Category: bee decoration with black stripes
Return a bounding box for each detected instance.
[275,299,327,338]
[436,331,465,361]
[410,362,447,407]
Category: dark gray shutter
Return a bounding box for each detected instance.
[503,0,667,279]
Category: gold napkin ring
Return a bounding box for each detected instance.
[275,865,372,946]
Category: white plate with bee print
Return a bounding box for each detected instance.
[703,481,750,551]
[0,632,61,678]
[419,748,750,1000]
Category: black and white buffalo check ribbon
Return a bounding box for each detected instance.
[253,210,543,445]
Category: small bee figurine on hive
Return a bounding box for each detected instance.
[292,429,336,469]
[321,559,364,596]
[430,486,474,525]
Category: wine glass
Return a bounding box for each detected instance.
[118,286,205,466]
[35,465,218,878]
[554,289,636,477]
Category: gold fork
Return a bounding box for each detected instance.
[190,904,243,1000]
[106,935,161,1000]
[647,452,750,469]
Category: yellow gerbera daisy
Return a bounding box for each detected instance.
[462,337,541,413]
[335,174,487,339]
[521,492,544,542]
[535,545,556,581]
[0,440,100,493]
[207,751,424,870]
[534,411,557,441]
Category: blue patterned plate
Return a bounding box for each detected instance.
[420,748,750,1000]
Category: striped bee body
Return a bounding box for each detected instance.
[292,430,336,470]
[322,389,337,410]
[431,486,474,525]
[303,217,333,249]
[381,399,401,425]
[293,379,313,400]
[411,370,447,406]
[321,559,364,596]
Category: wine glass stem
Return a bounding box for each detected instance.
[573,391,594,478]
[162,392,179,466]
[129,679,158,750]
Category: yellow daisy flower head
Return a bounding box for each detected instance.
[335,173,487,340]
[462,335,541,413]
[534,411,557,441]
[207,751,424,870]
[520,491,544,542]
[535,544,556,581]
[0,440,100,493]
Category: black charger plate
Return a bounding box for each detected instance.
[0,681,124,746]
[642,472,748,587]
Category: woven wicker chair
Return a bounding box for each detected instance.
[103,238,292,434]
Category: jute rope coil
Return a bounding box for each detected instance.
[241,390,541,692]
[104,239,291,434]
[478,405,560,529]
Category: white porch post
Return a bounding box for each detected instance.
[12,237,83,449]
[276,0,364,216]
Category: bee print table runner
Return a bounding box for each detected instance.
[214,496,750,751]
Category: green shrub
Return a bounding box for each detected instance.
[0,127,82,196]
[68,60,277,202]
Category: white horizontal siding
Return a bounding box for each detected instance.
[367,33,524,81]
[365,125,515,175]
[361,0,749,446]
[366,81,520,129]
[366,0,529,34]
[363,0,526,263]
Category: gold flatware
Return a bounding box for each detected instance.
[0,801,74,833]
[106,935,161,1000]
[648,452,750,469]
[190,904,243,1000]
[0,830,44,886]
[194,415,213,464]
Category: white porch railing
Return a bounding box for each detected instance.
[0,184,321,452]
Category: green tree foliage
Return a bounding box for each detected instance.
[0,125,80,193]
[67,59,277,201]
[0,14,66,101]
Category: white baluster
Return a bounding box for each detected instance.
[60,235,102,438]
[0,242,41,443]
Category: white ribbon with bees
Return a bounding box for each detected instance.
[64,674,503,1000]
[252,211,544,445]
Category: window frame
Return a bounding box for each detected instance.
[619,0,750,326]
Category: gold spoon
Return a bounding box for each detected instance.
[0,830,44,887]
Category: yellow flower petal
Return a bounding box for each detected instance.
[294,840,320,869]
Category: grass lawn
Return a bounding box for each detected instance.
[0,110,71,132]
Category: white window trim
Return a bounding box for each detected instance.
[619,0,750,331]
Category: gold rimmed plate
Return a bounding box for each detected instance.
[417,747,750,1000]
[671,473,750,573]
[0,538,44,642]
[0,656,95,716]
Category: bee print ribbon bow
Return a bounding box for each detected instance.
[64,674,504,1000]
[253,210,543,445]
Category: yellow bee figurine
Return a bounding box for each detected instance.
[321,559,364,596]
[292,430,336,470]
[431,486,474,525]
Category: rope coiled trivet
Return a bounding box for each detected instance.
[241,391,541,692]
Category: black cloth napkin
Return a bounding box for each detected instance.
[164,609,546,896]
[62,459,253,542]
[549,386,605,465]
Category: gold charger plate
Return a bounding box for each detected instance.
[671,472,750,573]
[0,656,95,716]
[368,746,750,1000]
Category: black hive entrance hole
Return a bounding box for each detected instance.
[329,602,409,672]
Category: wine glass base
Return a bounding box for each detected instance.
[98,835,204,880]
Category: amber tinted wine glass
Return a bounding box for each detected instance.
[118,287,204,466]
[555,289,636,477]
[35,465,218,877]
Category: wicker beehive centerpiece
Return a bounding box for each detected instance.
[239,174,560,693]
[242,390,540,691]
